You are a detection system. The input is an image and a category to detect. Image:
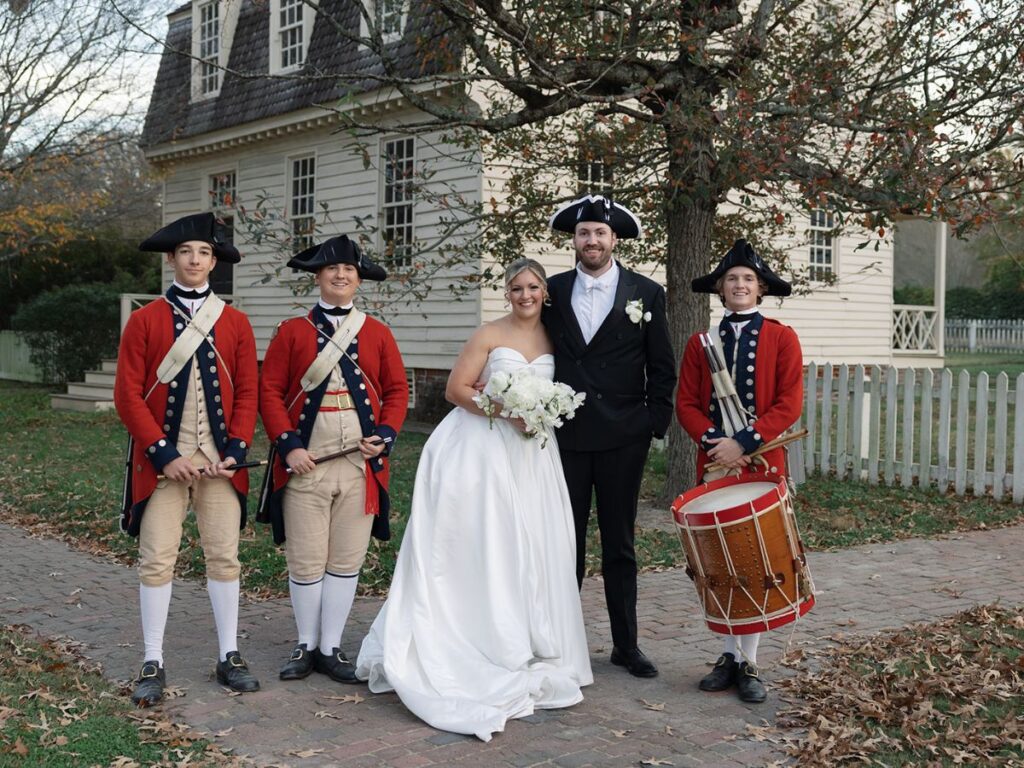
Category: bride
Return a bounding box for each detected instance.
[356,258,593,741]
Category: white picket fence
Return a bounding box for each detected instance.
[788,364,1024,503]
[945,319,1024,353]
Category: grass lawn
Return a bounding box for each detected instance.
[944,351,1024,379]
[0,624,241,766]
[1,380,1022,599]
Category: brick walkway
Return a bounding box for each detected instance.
[2,520,1022,767]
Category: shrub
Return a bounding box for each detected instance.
[893,285,934,305]
[0,232,160,329]
[12,283,121,383]
[946,287,1024,319]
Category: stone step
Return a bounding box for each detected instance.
[50,393,115,413]
[100,359,118,373]
[67,382,115,399]
[84,370,117,387]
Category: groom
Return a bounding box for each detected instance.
[543,195,676,677]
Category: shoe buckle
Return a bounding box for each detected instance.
[743,664,760,678]
[290,648,305,661]
[140,663,160,679]
[229,655,246,668]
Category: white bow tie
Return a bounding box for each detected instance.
[581,276,611,292]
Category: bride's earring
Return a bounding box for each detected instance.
[543,290,552,307]
[504,292,510,309]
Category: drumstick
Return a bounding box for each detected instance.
[703,429,809,473]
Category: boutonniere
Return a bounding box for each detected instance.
[625,298,652,326]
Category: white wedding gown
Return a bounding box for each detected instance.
[356,347,593,741]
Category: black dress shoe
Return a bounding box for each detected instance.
[314,648,360,684]
[610,647,659,678]
[698,652,738,692]
[131,660,166,706]
[215,651,261,692]
[736,661,767,703]
[279,643,315,681]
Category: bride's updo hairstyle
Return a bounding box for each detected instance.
[503,257,547,289]
[503,257,550,307]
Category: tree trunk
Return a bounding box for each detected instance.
[658,130,717,504]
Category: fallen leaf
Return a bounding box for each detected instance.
[640,698,665,711]
[322,693,364,704]
[287,748,324,758]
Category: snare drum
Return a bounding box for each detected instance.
[671,473,815,635]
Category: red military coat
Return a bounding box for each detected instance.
[258,308,408,543]
[676,317,803,482]
[113,294,259,535]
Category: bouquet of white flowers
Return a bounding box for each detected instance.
[473,369,586,447]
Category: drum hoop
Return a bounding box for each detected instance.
[704,595,815,635]
[672,473,788,528]
[675,499,784,530]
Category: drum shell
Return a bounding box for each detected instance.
[671,473,814,635]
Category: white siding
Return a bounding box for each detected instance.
[154,114,482,366]
[710,230,897,366]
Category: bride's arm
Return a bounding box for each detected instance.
[445,326,493,415]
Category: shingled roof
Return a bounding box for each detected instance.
[141,0,453,148]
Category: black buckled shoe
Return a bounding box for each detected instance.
[215,651,261,693]
[736,661,767,703]
[698,652,738,692]
[131,660,166,707]
[314,648,360,684]
[610,647,659,678]
[279,643,315,681]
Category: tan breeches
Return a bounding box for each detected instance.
[138,450,241,586]
[283,457,371,581]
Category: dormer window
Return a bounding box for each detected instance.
[377,0,405,37]
[361,0,408,43]
[198,1,220,95]
[271,0,316,73]
[190,0,240,102]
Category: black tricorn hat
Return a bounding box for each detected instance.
[286,234,387,281]
[139,212,241,264]
[691,239,792,297]
[549,194,643,239]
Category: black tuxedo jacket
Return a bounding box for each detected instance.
[544,264,677,452]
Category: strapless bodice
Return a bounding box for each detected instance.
[481,346,555,382]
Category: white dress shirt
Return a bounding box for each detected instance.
[571,261,619,344]
[172,280,210,317]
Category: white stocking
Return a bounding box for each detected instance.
[319,571,358,653]
[139,582,172,665]
[738,632,761,666]
[289,576,324,650]
[207,578,240,661]
[722,634,738,658]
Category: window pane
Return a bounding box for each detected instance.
[382,138,415,267]
[290,156,316,254]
